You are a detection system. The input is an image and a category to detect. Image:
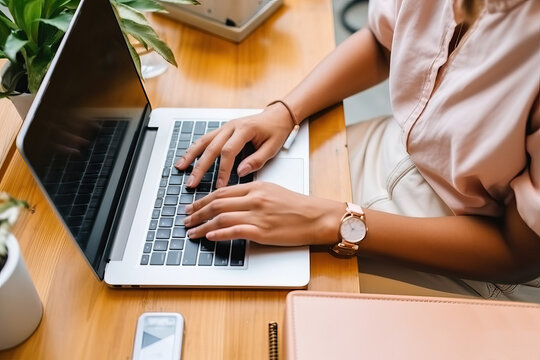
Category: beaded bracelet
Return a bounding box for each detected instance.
[267,100,300,150]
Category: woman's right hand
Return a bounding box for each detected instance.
[175,102,295,188]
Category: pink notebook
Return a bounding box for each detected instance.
[284,291,540,360]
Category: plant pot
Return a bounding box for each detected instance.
[8,93,35,121]
[0,62,35,121]
[0,234,43,350]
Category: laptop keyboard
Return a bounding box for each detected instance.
[141,120,253,267]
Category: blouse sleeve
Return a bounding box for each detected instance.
[368,0,399,51]
[510,95,540,236]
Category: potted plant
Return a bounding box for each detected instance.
[0,0,199,118]
[0,191,42,350]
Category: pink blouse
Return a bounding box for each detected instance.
[368,0,540,235]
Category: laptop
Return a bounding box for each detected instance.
[16,0,310,288]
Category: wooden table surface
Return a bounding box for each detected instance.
[0,1,359,358]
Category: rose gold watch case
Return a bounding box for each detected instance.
[330,203,367,257]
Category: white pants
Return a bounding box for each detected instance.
[347,116,540,303]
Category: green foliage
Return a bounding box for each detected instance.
[0,0,199,98]
[113,0,200,77]
[0,0,74,96]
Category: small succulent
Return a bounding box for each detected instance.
[0,192,28,271]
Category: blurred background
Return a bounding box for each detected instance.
[332,0,391,126]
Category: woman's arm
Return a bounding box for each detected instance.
[282,27,390,123]
[184,183,540,284]
[361,198,540,284]
[177,28,390,188]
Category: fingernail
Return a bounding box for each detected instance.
[183,216,191,226]
[237,163,251,177]
[206,231,216,240]
[216,178,224,188]
[175,158,185,168]
[185,205,193,214]
[186,177,194,187]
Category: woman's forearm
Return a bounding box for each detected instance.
[283,28,390,122]
[359,199,540,284]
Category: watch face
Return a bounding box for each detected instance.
[340,216,366,243]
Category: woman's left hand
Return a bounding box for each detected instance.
[183,181,345,246]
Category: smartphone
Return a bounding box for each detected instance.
[132,312,184,360]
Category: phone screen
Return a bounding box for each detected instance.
[140,316,178,360]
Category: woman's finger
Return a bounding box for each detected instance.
[236,139,283,177]
[214,129,254,188]
[175,128,219,170]
[186,211,252,239]
[183,128,233,187]
[184,194,252,228]
[206,224,260,242]
[187,183,252,214]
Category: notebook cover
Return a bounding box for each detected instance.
[284,291,540,360]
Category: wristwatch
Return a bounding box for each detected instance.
[330,202,367,257]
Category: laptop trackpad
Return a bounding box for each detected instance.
[256,158,304,194]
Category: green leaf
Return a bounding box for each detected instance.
[0,11,16,45]
[121,18,176,67]
[43,0,74,18]
[160,0,200,5]
[6,0,25,30]
[64,0,79,10]
[115,3,176,66]
[38,12,73,32]
[0,27,9,48]
[42,27,64,48]
[126,38,142,78]
[115,7,142,76]
[0,10,16,30]
[24,0,44,43]
[6,0,44,43]
[27,47,53,93]
[114,0,165,13]
[4,31,27,62]
[115,2,153,27]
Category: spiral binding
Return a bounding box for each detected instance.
[268,321,279,360]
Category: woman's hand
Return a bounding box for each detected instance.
[183,181,346,246]
[175,103,295,188]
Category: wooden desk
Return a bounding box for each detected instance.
[0,99,21,178]
[0,0,358,358]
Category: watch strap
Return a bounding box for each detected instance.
[331,241,359,257]
[345,202,364,218]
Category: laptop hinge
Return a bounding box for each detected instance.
[108,127,158,261]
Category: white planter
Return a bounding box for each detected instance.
[8,93,35,121]
[0,63,35,121]
[0,234,43,350]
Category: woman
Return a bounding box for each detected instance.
[175,0,540,301]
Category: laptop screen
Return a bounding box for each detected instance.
[19,0,149,276]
